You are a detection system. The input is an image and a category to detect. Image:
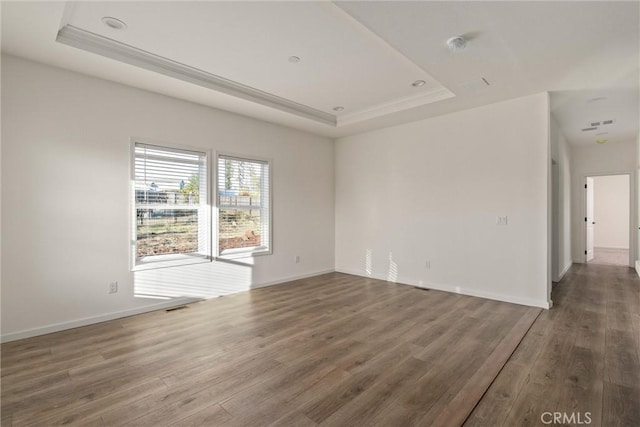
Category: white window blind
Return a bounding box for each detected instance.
[133,142,210,266]
[217,154,271,256]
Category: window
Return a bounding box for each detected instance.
[217,154,271,257]
[132,142,210,267]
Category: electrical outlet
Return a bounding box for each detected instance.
[496,216,508,226]
[109,281,118,294]
[295,255,300,264]
[425,260,431,269]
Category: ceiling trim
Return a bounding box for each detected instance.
[338,86,454,127]
[56,24,337,126]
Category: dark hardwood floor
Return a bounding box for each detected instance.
[1,264,638,426]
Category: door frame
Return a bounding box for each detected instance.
[582,171,636,267]
[585,177,595,262]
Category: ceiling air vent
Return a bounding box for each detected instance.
[590,121,601,127]
[582,127,598,132]
[602,119,615,125]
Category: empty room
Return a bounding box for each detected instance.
[1,1,639,426]
[585,174,631,266]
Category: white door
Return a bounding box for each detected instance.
[586,177,595,262]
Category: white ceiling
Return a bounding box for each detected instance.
[62,2,453,122]
[2,1,638,143]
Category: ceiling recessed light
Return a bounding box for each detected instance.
[596,139,608,144]
[412,80,426,87]
[288,56,301,64]
[446,36,467,52]
[101,17,127,30]
[333,106,344,112]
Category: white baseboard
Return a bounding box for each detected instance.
[558,262,573,281]
[636,261,640,278]
[572,258,585,264]
[2,267,555,341]
[1,268,336,343]
[0,297,201,343]
[335,268,550,309]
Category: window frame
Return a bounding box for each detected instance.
[130,138,212,270]
[215,151,273,259]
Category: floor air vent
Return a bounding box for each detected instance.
[166,305,188,312]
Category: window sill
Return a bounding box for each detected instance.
[133,253,212,271]
[216,246,271,260]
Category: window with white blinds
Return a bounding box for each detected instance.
[217,154,271,256]
[133,142,210,266]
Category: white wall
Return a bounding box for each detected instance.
[570,140,636,265]
[637,132,640,275]
[550,115,572,281]
[631,133,640,276]
[593,175,630,249]
[1,55,335,341]
[335,93,551,308]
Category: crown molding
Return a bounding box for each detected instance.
[337,86,455,127]
[56,25,337,126]
[56,24,455,129]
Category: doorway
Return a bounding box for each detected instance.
[585,174,631,266]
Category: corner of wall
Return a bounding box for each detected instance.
[637,132,640,271]
[546,95,553,309]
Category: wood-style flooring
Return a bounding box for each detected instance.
[2,273,539,426]
[467,263,640,426]
[589,247,630,267]
[2,264,639,426]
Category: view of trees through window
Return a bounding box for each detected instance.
[134,144,207,260]
[134,145,268,262]
[217,156,268,254]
